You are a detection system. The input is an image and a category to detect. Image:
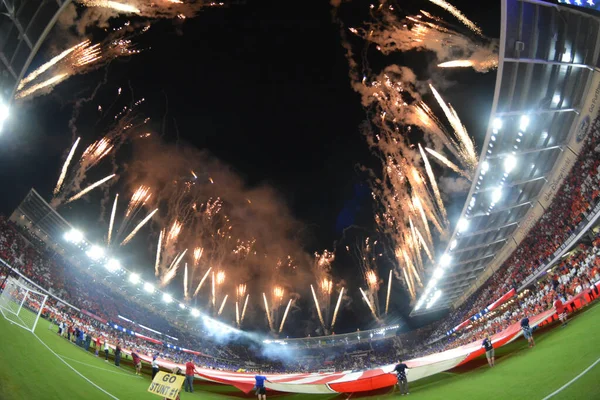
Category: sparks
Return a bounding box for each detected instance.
[385,269,392,315]
[183,263,189,299]
[359,287,379,321]
[263,293,273,332]
[120,208,158,245]
[192,267,212,297]
[15,73,68,99]
[429,0,482,36]
[241,294,249,324]
[193,247,204,266]
[419,143,447,223]
[279,299,293,333]
[331,287,344,330]
[54,137,80,195]
[107,193,118,246]
[82,0,141,14]
[155,229,164,277]
[65,174,115,203]
[310,284,326,329]
[425,147,470,179]
[217,295,228,315]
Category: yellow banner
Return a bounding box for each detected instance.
[147,371,185,400]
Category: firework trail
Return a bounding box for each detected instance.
[419,143,447,223]
[312,250,335,329]
[429,84,477,169]
[17,42,85,90]
[107,193,118,245]
[429,0,482,36]
[54,137,81,195]
[192,267,212,297]
[125,185,152,217]
[15,74,68,99]
[263,293,273,332]
[120,208,158,245]
[359,287,379,321]
[218,295,228,315]
[235,301,240,326]
[155,229,164,277]
[211,271,216,308]
[310,284,326,329]
[80,0,141,14]
[161,248,187,286]
[279,299,293,333]
[65,174,115,203]
[241,294,249,324]
[438,60,473,68]
[331,287,344,330]
[385,269,392,315]
[184,263,189,299]
[438,57,498,72]
[193,247,204,266]
[425,147,470,179]
[403,266,415,299]
[166,220,183,246]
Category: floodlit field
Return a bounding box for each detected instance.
[0,304,599,400]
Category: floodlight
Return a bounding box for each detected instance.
[191,308,200,317]
[144,282,155,293]
[0,100,8,132]
[179,303,186,309]
[105,258,120,272]
[163,293,173,303]
[481,161,489,174]
[552,94,561,105]
[457,218,469,233]
[469,197,476,207]
[426,290,442,309]
[64,229,84,244]
[504,155,517,174]
[491,187,502,203]
[129,273,140,284]
[86,245,104,261]
[440,253,452,268]
[519,115,529,132]
[492,118,502,130]
[433,267,444,280]
[449,239,457,250]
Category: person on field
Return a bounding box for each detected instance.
[152,354,160,379]
[553,295,568,326]
[104,339,110,362]
[482,335,495,367]
[114,342,122,367]
[394,359,410,395]
[521,316,535,348]
[132,351,142,375]
[95,338,102,357]
[184,358,195,392]
[254,372,269,400]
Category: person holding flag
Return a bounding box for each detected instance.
[184,358,195,393]
[131,350,142,375]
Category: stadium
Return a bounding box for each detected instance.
[1,0,600,399]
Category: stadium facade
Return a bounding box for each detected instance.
[412,0,600,315]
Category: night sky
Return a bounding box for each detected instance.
[0,0,501,335]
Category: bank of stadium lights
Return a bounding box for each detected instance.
[457,218,469,233]
[191,308,200,317]
[129,273,140,284]
[426,290,442,310]
[86,245,104,261]
[449,239,457,250]
[179,303,186,310]
[162,293,173,303]
[504,155,517,174]
[440,253,452,268]
[519,115,530,132]
[0,98,8,132]
[64,229,84,244]
[144,282,155,293]
[105,258,120,273]
[491,187,502,204]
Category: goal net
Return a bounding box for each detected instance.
[0,276,48,333]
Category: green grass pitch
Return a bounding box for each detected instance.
[0,303,599,399]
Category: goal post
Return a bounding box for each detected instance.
[0,276,48,333]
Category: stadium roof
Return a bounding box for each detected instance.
[412,0,600,315]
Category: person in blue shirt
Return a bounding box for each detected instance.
[254,372,269,400]
[393,360,410,395]
[521,317,535,348]
[482,336,495,367]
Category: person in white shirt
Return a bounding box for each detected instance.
[104,340,110,362]
[152,354,160,379]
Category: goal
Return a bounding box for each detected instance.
[0,276,48,333]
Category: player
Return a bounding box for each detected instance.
[254,372,269,400]
[553,295,568,327]
[482,335,494,367]
[394,359,410,395]
[521,316,535,348]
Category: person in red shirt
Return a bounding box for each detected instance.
[184,359,195,393]
[554,296,568,327]
[132,351,142,375]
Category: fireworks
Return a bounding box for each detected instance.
[310,284,326,329]
[216,270,225,285]
[419,143,447,223]
[217,295,228,315]
[241,294,249,324]
[366,270,378,291]
[359,287,379,322]
[183,263,189,299]
[161,248,187,285]
[331,287,344,330]
[320,278,333,296]
[438,60,473,68]
[167,220,183,245]
[17,43,84,90]
[54,138,81,195]
[155,229,164,277]
[81,138,114,169]
[192,267,212,297]
[120,208,158,245]
[273,286,284,300]
[279,299,293,333]
[126,185,152,217]
[438,56,498,72]
[236,284,247,299]
[15,73,68,99]
[80,0,141,14]
[65,174,116,203]
[107,194,118,246]
[193,247,204,265]
[429,0,482,36]
[425,147,470,179]
[385,269,392,315]
[263,292,273,332]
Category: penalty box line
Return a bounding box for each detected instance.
[541,356,600,400]
[32,332,120,400]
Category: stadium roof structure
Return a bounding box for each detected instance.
[0,0,70,102]
[412,0,600,316]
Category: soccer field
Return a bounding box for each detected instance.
[0,305,599,400]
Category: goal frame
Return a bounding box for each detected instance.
[0,276,48,333]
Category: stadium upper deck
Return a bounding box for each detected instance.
[412,0,600,315]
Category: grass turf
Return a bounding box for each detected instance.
[0,303,598,400]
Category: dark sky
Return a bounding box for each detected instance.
[0,0,501,334]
